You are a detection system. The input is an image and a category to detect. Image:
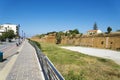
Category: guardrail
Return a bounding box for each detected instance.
[29,40,65,80]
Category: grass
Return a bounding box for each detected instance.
[36,42,120,80]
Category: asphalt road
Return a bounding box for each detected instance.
[0,39,22,71]
[0,39,21,52]
[61,46,120,65]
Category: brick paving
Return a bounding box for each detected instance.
[6,40,44,80]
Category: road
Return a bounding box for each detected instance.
[61,46,120,65]
[0,39,21,71]
[0,39,18,52]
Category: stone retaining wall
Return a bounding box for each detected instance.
[61,36,120,50]
[31,34,120,50]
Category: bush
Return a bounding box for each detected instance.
[29,39,41,49]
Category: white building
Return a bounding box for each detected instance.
[0,23,20,36]
[87,29,102,35]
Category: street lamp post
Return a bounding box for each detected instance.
[17,24,20,45]
[5,27,8,42]
[22,30,23,39]
[24,32,26,40]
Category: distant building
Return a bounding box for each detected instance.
[0,23,20,36]
[87,29,102,35]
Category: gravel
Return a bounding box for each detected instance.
[61,46,120,65]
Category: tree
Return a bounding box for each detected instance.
[2,30,15,42]
[73,29,79,34]
[56,31,64,44]
[116,30,120,32]
[0,35,6,41]
[46,31,56,35]
[107,26,112,33]
[93,22,98,30]
[39,34,45,38]
[7,30,15,39]
[68,29,79,34]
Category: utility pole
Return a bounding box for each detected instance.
[18,24,20,45]
[24,32,26,40]
[22,30,23,39]
[5,27,8,42]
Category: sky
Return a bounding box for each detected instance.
[0,0,120,37]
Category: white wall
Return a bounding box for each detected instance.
[0,24,18,35]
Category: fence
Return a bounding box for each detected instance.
[29,40,65,80]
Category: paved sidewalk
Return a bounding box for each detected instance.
[6,40,44,80]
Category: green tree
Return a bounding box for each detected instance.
[93,22,98,30]
[73,29,79,34]
[7,30,15,39]
[2,30,15,41]
[39,34,45,38]
[107,26,112,33]
[116,30,120,32]
[56,31,64,44]
[69,29,79,34]
[0,35,6,41]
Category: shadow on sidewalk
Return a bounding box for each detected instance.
[2,52,19,62]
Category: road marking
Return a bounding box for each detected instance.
[3,45,16,53]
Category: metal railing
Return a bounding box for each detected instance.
[29,40,65,80]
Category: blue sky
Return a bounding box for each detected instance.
[0,0,120,37]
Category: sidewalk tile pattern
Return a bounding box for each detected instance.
[6,40,43,80]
